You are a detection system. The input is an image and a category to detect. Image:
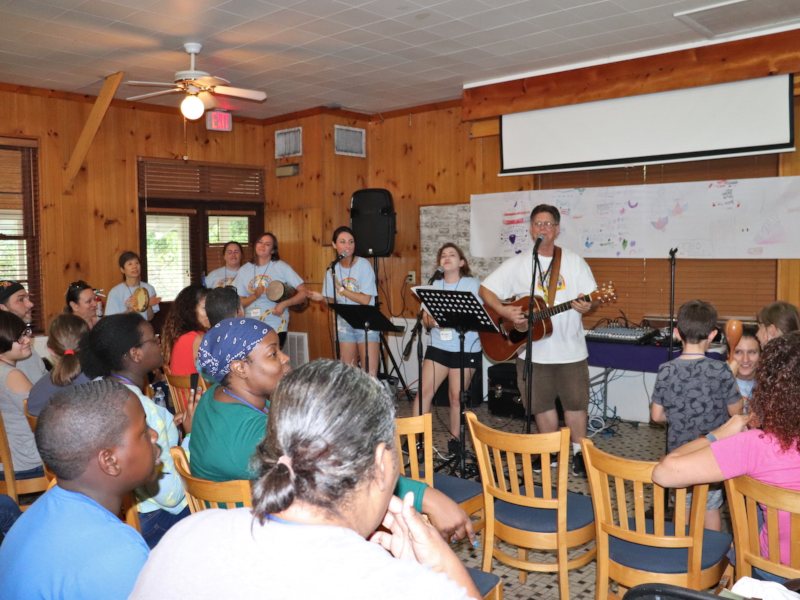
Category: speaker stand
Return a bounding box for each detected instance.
[372,256,414,402]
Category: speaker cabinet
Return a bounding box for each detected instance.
[350,188,396,257]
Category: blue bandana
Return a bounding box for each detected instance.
[197,318,273,383]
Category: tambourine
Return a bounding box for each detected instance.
[131,287,150,313]
[266,281,296,303]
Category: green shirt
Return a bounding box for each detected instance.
[188,387,426,511]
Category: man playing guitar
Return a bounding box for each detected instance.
[479,204,596,477]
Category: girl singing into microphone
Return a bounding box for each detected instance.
[308,226,379,377]
[413,243,482,455]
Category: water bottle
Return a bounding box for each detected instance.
[152,385,167,409]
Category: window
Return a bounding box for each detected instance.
[0,141,41,330]
[145,214,192,302]
[208,215,250,245]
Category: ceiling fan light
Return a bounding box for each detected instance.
[180,94,205,120]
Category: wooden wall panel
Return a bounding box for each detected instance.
[777,96,800,308]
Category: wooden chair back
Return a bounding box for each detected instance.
[725,475,800,582]
[22,398,37,433]
[0,410,49,507]
[164,372,207,414]
[467,412,594,597]
[582,439,724,595]
[169,446,251,512]
[394,413,434,487]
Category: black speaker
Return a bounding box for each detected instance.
[432,367,482,408]
[487,363,524,418]
[350,188,396,257]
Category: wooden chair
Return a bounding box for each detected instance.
[582,439,730,599]
[23,398,37,433]
[395,413,484,531]
[164,371,207,414]
[0,410,49,508]
[467,412,595,598]
[725,475,800,583]
[169,446,251,512]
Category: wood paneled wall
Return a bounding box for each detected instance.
[0,88,265,327]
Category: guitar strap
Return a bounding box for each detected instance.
[546,246,562,307]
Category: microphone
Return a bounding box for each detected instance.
[330,253,347,270]
[427,266,445,285]
[532,234,544,253]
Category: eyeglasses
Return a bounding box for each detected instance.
[532,221,558,229]
[17,328,32,343]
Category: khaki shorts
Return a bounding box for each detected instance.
[516,358,590,415]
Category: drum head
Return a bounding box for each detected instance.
[131,287,150,312]
[266,280,284,302]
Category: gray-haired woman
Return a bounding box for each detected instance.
[131,359,479,599]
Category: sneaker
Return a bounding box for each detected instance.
[571,452,586,478]
[532,454,558,473]
[447,437,461,457]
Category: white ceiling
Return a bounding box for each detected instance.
[1,0,799,119]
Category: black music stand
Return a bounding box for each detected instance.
[329,303,402,377]
[414,287,497,477]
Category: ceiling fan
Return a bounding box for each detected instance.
[125,42,266,119]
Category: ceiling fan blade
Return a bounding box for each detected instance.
[125,80,178,88]
[213,85,267,102]
[198,91,217,110]
[195,75,230,88]
[126,88,182,101]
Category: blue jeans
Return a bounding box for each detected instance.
[139,506,190,548]
[0,466,45,481]
[0,494,21,542]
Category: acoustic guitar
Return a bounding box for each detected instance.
[480,282,617,362]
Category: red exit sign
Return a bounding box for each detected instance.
[205,110,232,132]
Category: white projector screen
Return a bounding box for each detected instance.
[501,75,793,174]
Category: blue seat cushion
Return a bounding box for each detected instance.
[434,473,482,504]
[609,520,731,573]
[467,566,501,596]
[494,486,594,533]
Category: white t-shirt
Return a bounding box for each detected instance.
[105,281,159,320]
[130,508,472,600]
[481,247,595,364]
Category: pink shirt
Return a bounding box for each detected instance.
[711,428,800,565]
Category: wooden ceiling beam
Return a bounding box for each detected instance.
[462,29,800,121]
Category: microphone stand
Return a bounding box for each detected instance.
[330,257,342,360]
[523,238,542,434]
[405,270,442,414]
[667,248,678,357]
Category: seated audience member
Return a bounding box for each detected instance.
[131,359,479,600]
[0,380,157,600]
[728,327,760,409]
[190,318,474,543]
[756,300,799,345]
[0,280,46,383]
[80,313,191,547]
[0,311,44,479]
[653,331,800,568]
[27,314,90,416]
[0,494,21,544]
[160,284,209,375]
[65,280,100,328]
[650,299,742,531]
[204,285,243,327]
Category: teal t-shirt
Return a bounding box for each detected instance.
[188,387,426,511]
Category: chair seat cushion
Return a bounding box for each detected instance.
[467,566,501,596]
[494,486,594,533]
[609,520,731,573]
[433,473,482,504]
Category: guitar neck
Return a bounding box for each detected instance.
[532,293,590,322]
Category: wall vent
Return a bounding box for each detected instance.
[334,125,366,157]
[285,331,309,368]
[275,127,302,158]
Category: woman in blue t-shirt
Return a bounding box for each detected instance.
[413,243,482,451]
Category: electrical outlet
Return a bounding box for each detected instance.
[406,271,416,284]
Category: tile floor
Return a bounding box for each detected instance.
[395,396,669,600]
